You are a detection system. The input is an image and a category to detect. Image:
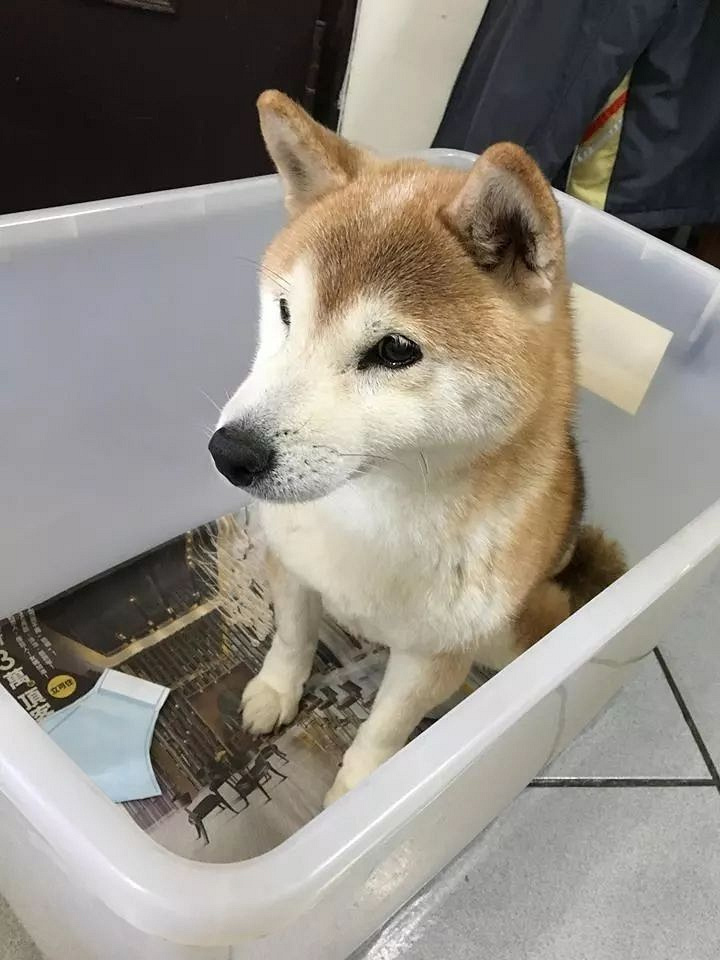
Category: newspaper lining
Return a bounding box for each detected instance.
[0,513,489,864]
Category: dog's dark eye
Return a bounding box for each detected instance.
[279,298,290,326]
[359,334,422,370]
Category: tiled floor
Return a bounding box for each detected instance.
[355,580,720,960]
[3,580,719,960]
[0,897,41,960]
[357,787,720,960]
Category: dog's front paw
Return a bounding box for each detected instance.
[324,770,354,807]
[323,746,388,807]
[241,675,301,735]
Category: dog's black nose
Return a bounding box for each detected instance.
[208,425,275,488]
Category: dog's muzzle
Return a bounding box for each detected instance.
[208,425,276,488]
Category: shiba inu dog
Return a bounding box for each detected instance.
[209,91,625,805]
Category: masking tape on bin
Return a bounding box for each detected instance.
[573,283,673,415]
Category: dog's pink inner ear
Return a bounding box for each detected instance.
[443,143,563,299]
[257,90,366,217]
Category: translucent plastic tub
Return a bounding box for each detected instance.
[1,150,720,960]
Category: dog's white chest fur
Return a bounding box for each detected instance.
[258,476,513,657]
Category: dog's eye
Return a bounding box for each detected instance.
[279,298,291,326]
[359,334,422,370]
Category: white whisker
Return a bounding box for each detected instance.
[198,389,223,414]
[418,450,429,496]
[234,255,290,291]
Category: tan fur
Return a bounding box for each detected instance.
[258,89,367,216]
[555,525,628,612]
[216,92,626,804]
[515,580,571,655]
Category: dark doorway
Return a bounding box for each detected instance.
[0,0,356,214]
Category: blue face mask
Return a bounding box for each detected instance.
[42,669,168,803]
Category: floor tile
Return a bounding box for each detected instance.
[660,561,720,774]
[356,787,720,960]
[0,895,41,960]
[541,654,709,780]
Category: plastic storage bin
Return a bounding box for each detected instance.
[1,150,720,960]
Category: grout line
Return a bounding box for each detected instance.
[530,777,716,788]
[654,647,720,793]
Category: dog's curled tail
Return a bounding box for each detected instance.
[554,525,627,612]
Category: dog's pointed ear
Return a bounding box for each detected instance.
[443,143,563,300]
[257,90,368,217]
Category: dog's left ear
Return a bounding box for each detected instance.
[257,90,369,217]
[443,143,563,300]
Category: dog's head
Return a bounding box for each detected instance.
[210,91,567,502]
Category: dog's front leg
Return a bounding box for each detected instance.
[324,649,472,806]
[242,549,321,734]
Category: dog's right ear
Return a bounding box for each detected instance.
[257,90,368,217]
[443,143,564,303]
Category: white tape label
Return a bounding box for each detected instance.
[573,283,673,415]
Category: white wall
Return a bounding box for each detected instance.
[340,0,490,153]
